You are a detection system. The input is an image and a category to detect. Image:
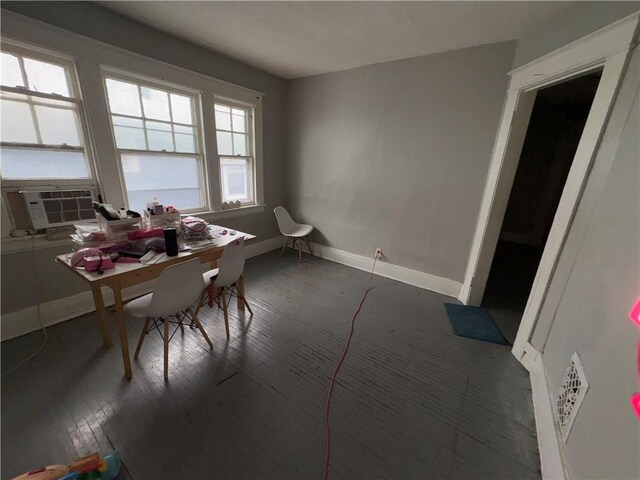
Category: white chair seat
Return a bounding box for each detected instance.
[202,268,219,284]
[285,224,313,238]
[273,206,315,262]
[126,258,212,381]
[124,292,153,318]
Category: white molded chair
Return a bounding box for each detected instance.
[274,206,314,262]
[198,237,253,339]
[125,258,212,381]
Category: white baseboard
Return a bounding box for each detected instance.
[245,235,285,258]
[1,236,284,342]
[309,242,462,299]
[529,354,566,480]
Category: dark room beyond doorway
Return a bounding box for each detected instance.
[482,70,602,343]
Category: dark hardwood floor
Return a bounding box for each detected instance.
[1,250,539,479]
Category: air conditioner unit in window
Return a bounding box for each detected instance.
[21,188,97,230]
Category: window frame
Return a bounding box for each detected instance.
[214,98,256,206]
[101,68,210,214]
[0,40,99,189]
[1,16,266,238]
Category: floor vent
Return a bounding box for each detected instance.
[556,352,589,442]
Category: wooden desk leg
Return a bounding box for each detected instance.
[112,284,133,380]
[236,274,246,311]
[91,285,113,348]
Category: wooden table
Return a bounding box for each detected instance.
[56,227,256,380]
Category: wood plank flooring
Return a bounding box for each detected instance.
[1,250,540,479]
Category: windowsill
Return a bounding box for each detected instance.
[1,235,72,255]
[197,203,265,222]
[1,204,266,255]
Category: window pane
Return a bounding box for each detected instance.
[121,154,203,212]
[174,125,196,153]
[106,78,141,116]
[232,108,246,133]
[1,53,24,88]
[141,87,170,121]
[216,131,233,155]
[35,105,82,146]
[1,98,37,143]
[146,121,173,151]
[112,116,145,149]
[1,147,90,179]
[233,133,248,156]
[220,157,252,202]
[24,58,70,97]
[170,93,193,125]
[215,107,231,131]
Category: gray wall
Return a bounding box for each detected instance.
[1,2,288,315]
[512,1,639,68]
[537,50,639,479]
[518,3,640,477]
[286,41,516,283]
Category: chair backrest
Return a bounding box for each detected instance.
[149,258,204,316]
[214,237,246,288]
[274,206,298,236]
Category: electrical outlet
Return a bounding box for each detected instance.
[375,248,383,258]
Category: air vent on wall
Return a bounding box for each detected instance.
[556,352,589,443]
[21,189,96,230]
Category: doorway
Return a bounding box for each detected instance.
[481,72,602,343]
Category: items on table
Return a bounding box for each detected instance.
[70,222,106,249]
[181,215,208,241]
[142,208,181,230]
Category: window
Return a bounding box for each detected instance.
[215,102,254,204]
[0,45,92,182]
[104,74,205,213]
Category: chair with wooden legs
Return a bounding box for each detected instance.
[198,237,253,339]
[274,206,314,262]
[125,258,212,381]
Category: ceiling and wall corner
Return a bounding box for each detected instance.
[96,0,578,79]
[512,0,640,68]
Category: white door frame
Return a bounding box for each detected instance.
[459,13,639,369]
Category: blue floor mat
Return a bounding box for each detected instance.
[444,303,509,345]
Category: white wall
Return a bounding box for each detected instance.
[515,4,640,478]
[286,41,516,285]
[537,49,639,479]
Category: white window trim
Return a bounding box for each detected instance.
[1,11,265,235]
[215,98,257,206]
[102,69,209,214]
[0,39,99,189]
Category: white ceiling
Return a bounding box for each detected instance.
[98,1,576,79]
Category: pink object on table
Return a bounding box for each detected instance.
[127,228,164,240]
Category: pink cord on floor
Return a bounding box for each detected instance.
[323,255,379,480]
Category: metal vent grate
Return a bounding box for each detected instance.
[556,352,589,443]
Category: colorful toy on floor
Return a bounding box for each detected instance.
[12,452,120,480]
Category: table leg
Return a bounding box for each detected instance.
[236,274,246,311]
[112,283,133,380]
[91,285,113,348]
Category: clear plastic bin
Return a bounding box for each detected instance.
[97,214,142,241]
[142,210,181,230]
